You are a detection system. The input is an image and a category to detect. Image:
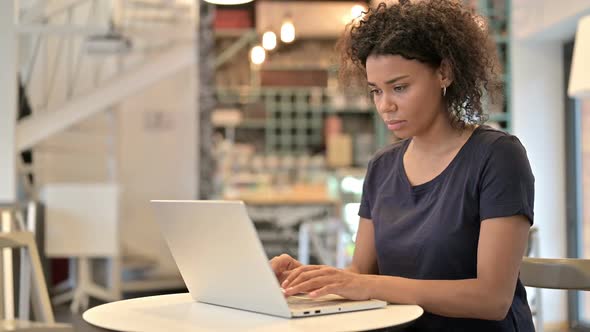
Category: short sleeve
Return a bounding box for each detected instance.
[479,136,535,224]
[358,159,375,220]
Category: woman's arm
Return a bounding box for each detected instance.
[346,218,379,275]
[271,218,377,284]
[283,215,530,321]
[366,215,530,320]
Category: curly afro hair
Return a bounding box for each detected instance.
[338,0,503,127]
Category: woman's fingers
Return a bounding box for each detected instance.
[281,265,324,288]
[283,270,370,300]
[283,267,335,289]
[284,275,337,296]
[308,285,336,298]
[270,255,285,275]
[270,254,298,276]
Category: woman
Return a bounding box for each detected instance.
[270,0,535,331]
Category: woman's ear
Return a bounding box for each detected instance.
[438,59,454,88]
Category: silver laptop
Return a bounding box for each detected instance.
[150,200,387,318]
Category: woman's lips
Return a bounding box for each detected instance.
[386,120,406,131]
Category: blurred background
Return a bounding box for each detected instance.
[1,0,589,331]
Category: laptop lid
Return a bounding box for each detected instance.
[151,200,292,318]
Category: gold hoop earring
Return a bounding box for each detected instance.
[442,86,447,97]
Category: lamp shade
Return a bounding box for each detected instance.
[569,15,590,99]
[204,0,253,5]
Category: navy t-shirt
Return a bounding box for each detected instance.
[358,125,535,332]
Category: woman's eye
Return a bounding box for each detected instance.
[370,89,381,96]
[393,85,407,92]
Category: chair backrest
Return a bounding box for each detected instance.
[520,257,590,291]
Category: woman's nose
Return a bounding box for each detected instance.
[377,94,396,114]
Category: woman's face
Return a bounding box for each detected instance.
[365,54,447,139]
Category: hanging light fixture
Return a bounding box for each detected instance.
[280,15,295,43]
[568,15,590,99]
[262,31,277,51]
[250,45,266,65]
[203,0,253,4]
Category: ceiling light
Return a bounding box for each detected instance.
[262,31,277,51]
[250,45,266,65]
[280,19,295,43]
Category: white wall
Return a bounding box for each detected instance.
[118,67,196,273]
[511,0,587,327]
[32,61,197,275]
[513,0,590,40]
[512,40,568,325]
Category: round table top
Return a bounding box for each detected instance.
[83,293,423,332]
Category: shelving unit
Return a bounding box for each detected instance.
[471,0,512,132]
[215,87,377,156]
[264,89,326,154]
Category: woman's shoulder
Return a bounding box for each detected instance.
[472,125,530,165]
[474,124,512,143]
[369,138,408,166]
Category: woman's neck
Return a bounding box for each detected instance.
[409,115,475,156]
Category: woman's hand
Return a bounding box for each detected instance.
[269,254,302,284]
[281,265,375,301]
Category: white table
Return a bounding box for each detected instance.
[83,293,423,332]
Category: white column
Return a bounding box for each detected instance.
[0,0,18,321]
[194,0,201,199]
[511,39,568,325]
[0,0,18,202]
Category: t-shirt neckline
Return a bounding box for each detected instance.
[399,126,482,193]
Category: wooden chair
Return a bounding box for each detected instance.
[1,231,72,331]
